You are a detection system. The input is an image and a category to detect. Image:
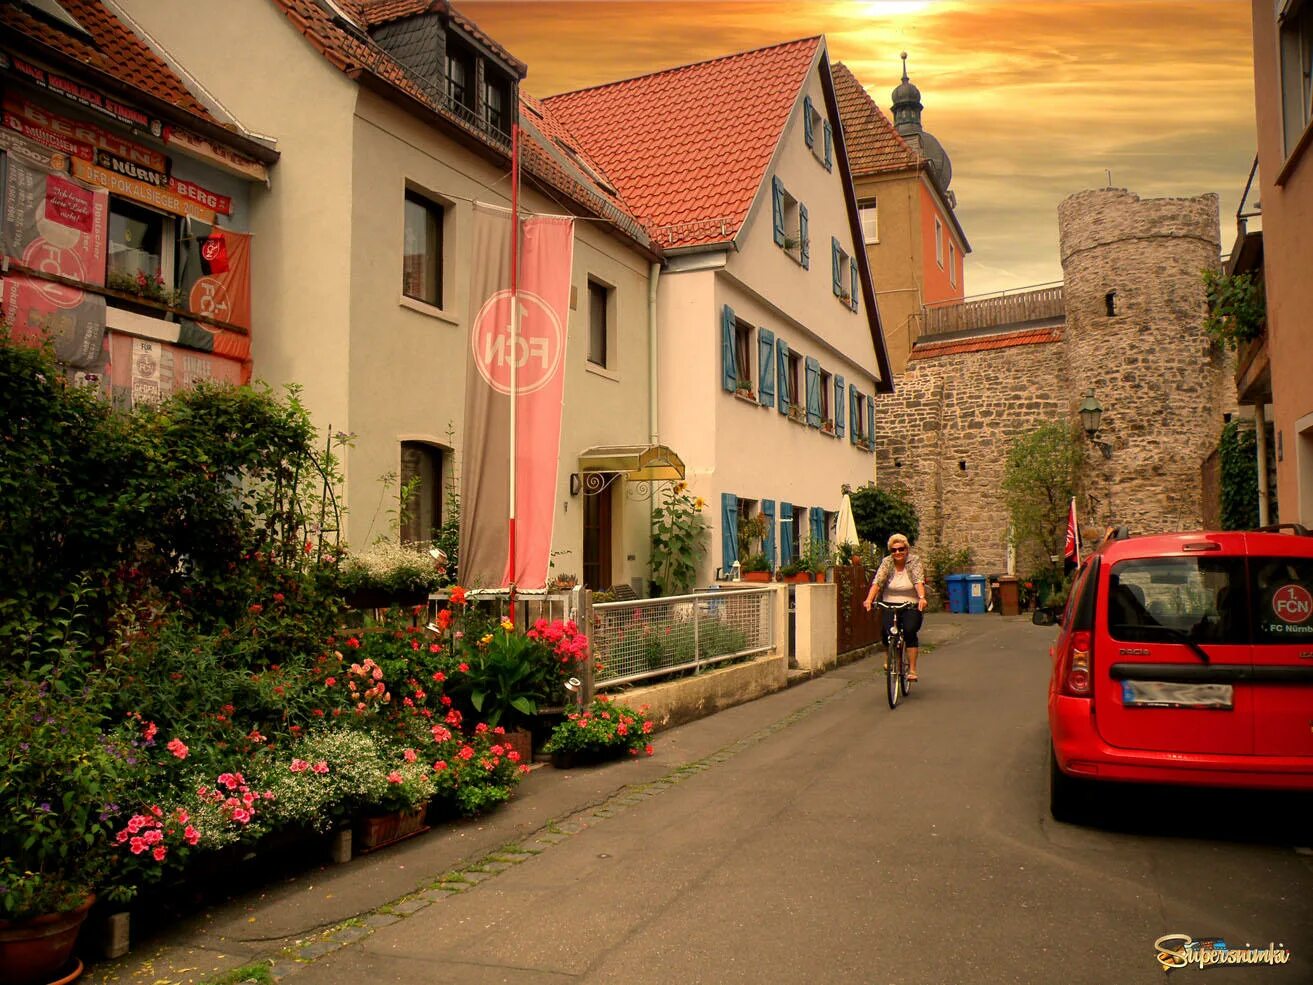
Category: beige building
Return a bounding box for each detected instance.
[541,38,892,582]
[833,59,968,377]
[114,0,665,592]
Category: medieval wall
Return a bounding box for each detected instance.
[874,188,1234,577]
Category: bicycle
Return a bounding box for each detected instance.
[877,601,916,709]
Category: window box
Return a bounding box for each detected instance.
[788,405,807,424]
[821,418,835,435]
[734,380,756,401]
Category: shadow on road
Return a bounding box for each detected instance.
[1073,783,1313,847]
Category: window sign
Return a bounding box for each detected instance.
[1253,556,1313,641]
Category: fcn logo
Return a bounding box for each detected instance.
[470,289,563,395]
[1273,585,1313,624]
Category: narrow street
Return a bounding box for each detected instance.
[283,617,1313,984]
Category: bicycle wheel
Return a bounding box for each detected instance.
[886,636,903,709]
[900,644,912,696]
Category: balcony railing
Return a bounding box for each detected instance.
[913,284,1065,342]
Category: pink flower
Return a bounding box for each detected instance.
[249,604,263,615]
[130,837,147,855]
[431,725,452,742]
[325,677,337,687]
[645,744,654,756]
[312,761,329,774]
[167,738,189,759]
[387,771,403,783]
[290,759,309,773]
[152,845,167,862]
[458,745,475,760]
[433,760,448,772]
[184,825,200,846]
[174,808,190,824]
[404,748,417,762]
[218,773,238,790]
[142,721,158,742]
[457,662,469,673]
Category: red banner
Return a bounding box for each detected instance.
[459,204,574,589]
[182,227,252,331]
[1064,498,1081,567]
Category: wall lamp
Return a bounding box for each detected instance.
[569,473,581,496]
[1078,390,1113,459]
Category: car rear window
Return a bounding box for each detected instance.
[1107,556,1247,644]
[1251,555,1313,644]
[1065,558,1098,631]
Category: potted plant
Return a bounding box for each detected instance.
[336,540,447,610]
[802,538,833,583]
[821,417,835,434]
[776,559,809,583]
[734,378,755,400]
[453,620,552,760]
[788,405,807,424]
[740,552,772,582]
[542,696,655,768]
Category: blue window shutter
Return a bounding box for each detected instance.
[799,203,809,269]
[776,337,790,415]
[812,507,825,547]
[805,356,821,427]
[758,327,775,407]
[850,257,859,311]
[780,503,794,564]
[762,499,776,568]
[850,387,860,445]
[803,95,814,147]
[771,175,785,247]
[823,120,833,171]
[868,399,877,453]
[721,304,737,392]
[835,374,845,438]
[831,238,842,295]
[721,493,739,572]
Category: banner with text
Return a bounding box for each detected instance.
[459,204,574,589]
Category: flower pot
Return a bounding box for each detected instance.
[498,728,532,765]
[0,895,94,985]
[742,571,771,583]
[550,747,622,770]
[812,572,826,583]
[354,804,430,853]
[780,573,810,584]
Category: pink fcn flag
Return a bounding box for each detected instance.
[459,203,574,589]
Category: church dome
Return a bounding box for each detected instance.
[889,52,952,194]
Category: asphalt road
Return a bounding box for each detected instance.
[290,616,1313,985]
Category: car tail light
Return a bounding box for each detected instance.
[1062,629,1093,697]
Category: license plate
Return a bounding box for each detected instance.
[1121,680,1234,710]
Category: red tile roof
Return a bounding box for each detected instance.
[908,327,1062,361]
[2,0,219,124]
[831,62,917,177]
[542,38,821,250]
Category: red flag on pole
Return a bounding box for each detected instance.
[1064,497,1081,569]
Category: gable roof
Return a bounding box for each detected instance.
[266,0,658,257]
[542,38,821,250]
[831,62,918,177]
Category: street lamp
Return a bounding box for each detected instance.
[1078,390,1113,459]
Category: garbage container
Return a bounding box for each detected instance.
[966,574,988,614]
[945,574,967,614]
[997,576,1020,616]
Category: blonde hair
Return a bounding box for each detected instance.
[887,533,910,550]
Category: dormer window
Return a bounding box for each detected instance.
[446,48,472,111]
[485,77,507,135]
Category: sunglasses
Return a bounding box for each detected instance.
[890,547,908,553]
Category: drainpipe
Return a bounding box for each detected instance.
[648,260,661,445]
[1255,404,1270,527]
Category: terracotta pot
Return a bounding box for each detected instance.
[742,571,771,583]
[354,804,430,853]
[0,895,94,985]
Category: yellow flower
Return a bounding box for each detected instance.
[673,481,687,495]
[500,618,515,632]
[693,496,706,511]
[480,633,493,646]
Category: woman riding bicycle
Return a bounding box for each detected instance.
[862,533,927,681]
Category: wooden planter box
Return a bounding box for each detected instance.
[354,804,430,853]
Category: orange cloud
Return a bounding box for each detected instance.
[461,0,1256,293]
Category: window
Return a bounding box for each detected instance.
[851,391,867,443]
[859,196,878,244]
[819,369,832,425]
[107,198,174,295]
[949,242,957,287]
[485,78,507,135]
[734,319,753,392]
[446,50,471,110]
[400,441,445,545]
[587,279,610,366]
[1280,0,1313,156]
[771,177,807,264]
[403,191,443,307]
[787,351,801,412]
[789,507,804,561]
[934,216,944,268]
[1253,555,1313,643]
[832,238,853,302]
[1108,557,1246,645]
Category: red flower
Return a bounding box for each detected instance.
[249,604,263,615]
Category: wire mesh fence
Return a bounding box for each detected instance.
[589,587,775,690]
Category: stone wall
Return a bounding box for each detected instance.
[873,189,1235,577]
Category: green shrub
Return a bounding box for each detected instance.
[925,545,973,608]
[849,483,919,548]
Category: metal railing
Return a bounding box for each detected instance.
[588,587,776,690]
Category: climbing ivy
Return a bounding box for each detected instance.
[1218,420,1260,531]
[1203,270,1265,350]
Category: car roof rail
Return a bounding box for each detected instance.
[1110,524,1131,540]
[1254,522,1310,536]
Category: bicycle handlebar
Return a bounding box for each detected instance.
[875,601,917,609]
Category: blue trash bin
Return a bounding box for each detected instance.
[966,574,988,614]
[945,574,967,614]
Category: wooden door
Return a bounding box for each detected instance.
[583,482,613,590]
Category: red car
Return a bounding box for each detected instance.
[1048,526,1313,821]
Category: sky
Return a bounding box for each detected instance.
[460,0,1258,297]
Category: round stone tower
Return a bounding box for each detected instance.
[1058,188,1230,535]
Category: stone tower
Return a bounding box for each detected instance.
[1058,189,1231,535]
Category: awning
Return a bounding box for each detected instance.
[577,444,685,482]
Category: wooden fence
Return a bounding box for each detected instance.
[834,564,881,654]
[914,285,1065,342]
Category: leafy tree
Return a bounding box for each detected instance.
[849,482,919,548]
[1002,422,1084,578]
[1203,270,1265,350]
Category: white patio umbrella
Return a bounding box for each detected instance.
[834,493,859,548]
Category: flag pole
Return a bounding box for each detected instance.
[508,120,520,619]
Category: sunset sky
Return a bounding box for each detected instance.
[461,0,1258,296]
